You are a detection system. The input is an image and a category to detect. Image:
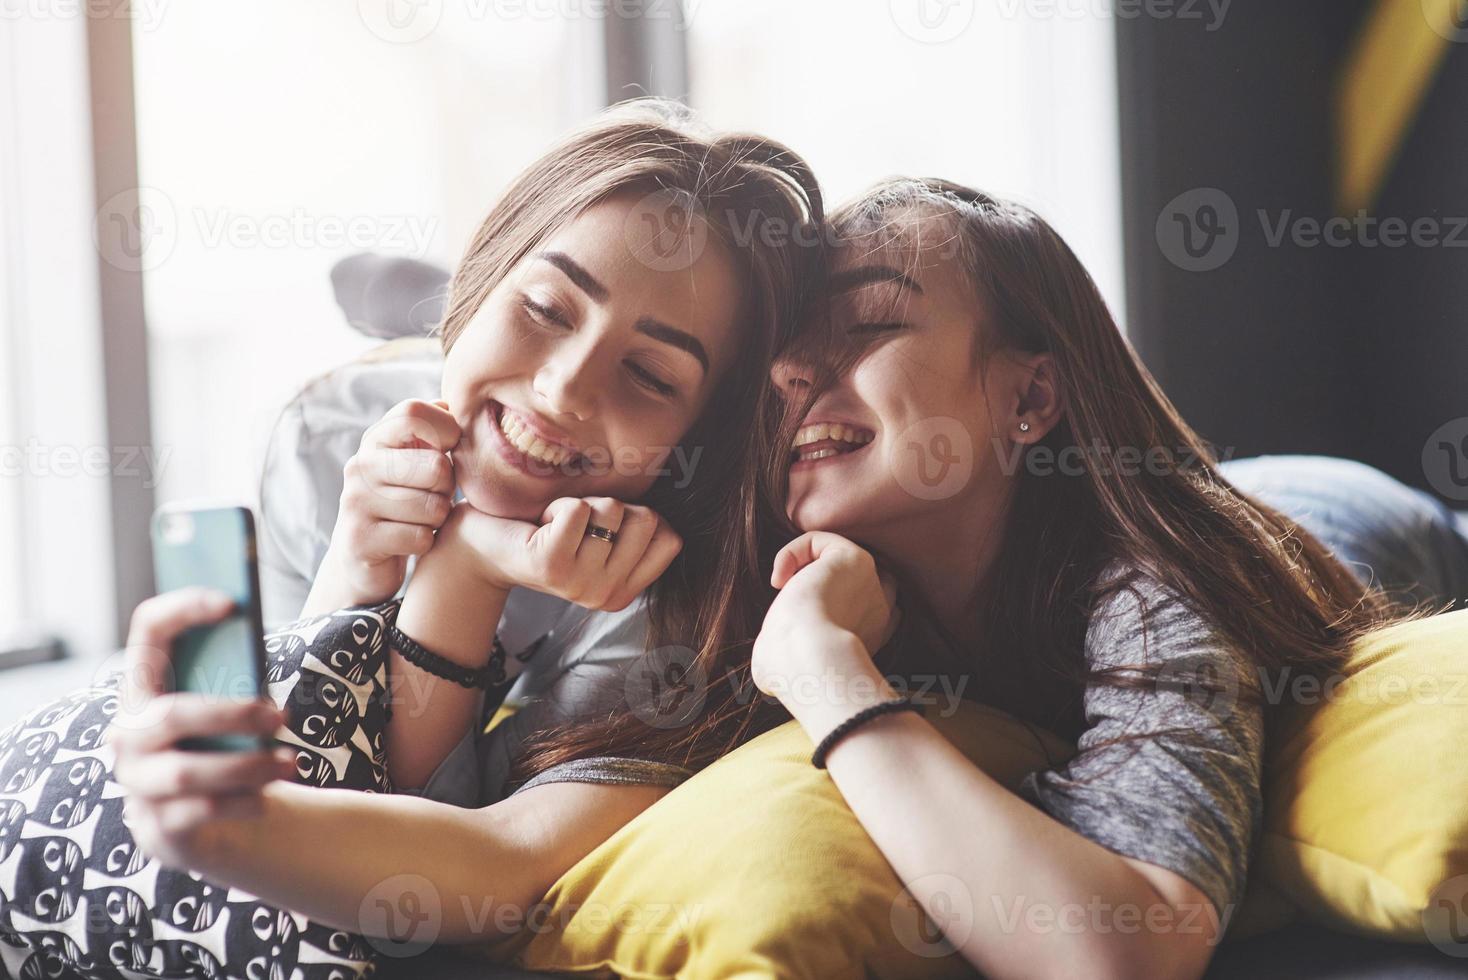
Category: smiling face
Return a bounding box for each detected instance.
[773,238,1048,554]
[443,192,741,521]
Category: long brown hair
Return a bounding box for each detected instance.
[514,174,1410,781]
[804,179,1415,740]
[438,100,823,782]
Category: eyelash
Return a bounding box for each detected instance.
[520,297,569,328]
[520,296,679,399]
[626,362,678,398]
[846,321,909,336]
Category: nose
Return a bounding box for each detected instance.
[770,356,815,400]
[533,342,602,422]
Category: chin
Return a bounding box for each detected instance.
[786,493,864,536]
[453,454,549,522]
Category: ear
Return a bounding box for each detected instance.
[1011,352,1063,444]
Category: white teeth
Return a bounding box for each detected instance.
[498,408,572,465]
[792,423,874,449]
[800,448,841,461]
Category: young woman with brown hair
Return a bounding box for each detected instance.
[0,100,823,978]
[742,178,1413,978]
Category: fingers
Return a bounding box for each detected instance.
[537,498,594,564]
[115,697,283,755]
[350,447,455,497]
[593,507,658,608]
[877,567,899,611]
[771,531,862,588]
[576,497,626,558]
[372,399,461,453]
[122,589,236,700]
[344,520,436,563]
[116,746,295,800]
[526,498,676,609]
[620,519,683,603]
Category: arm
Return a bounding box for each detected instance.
[179,778,669,944]
[386,496,684,790]
[753,535,1244,980]
[386,510,510,791]
[781,632,1222,980]
[109,589,670,945]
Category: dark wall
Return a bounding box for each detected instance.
[1353,46,1468,497]
[1116,0,1409,469]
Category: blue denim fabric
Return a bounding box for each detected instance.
[1219,455,1468,611]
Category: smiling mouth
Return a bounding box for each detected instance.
[790,422,875,464]
[491,401,583,471]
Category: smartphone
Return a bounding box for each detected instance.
[150,503,270,752]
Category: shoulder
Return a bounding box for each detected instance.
[1086,560,1248,672]
[1081,559,1265,728]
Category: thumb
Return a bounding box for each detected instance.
[456,506,536,556]
[771,531,847,589]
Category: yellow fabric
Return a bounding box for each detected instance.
[483,701,1073,978]
[1259,607,1468,939]
[483,701,520,735]
[477,610,1468,975]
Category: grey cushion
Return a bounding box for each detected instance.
[256,339,443,628]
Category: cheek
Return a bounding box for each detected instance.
[578,434,679,497]
[444,306,528,391]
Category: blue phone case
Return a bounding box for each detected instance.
[150,505,269,752]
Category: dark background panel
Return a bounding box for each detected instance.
[1115,0,1468,494]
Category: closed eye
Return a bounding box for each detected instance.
[520,296,570,329]
[625,361,678,398]
[846,321,909,336]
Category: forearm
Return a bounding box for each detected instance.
[190,781,537,942]
[388,547,509,789]
[789,635,1215,980]
[300,546,371,619]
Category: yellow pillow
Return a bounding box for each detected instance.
[1259,607,1468,942]
[476,608,1468,975]
[479,701,1074,979]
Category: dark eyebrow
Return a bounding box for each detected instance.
[537,251,609,303]
[635,316,709,375]
[829,265,924,295]
[536,250,708,375]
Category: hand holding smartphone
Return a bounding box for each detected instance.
[150,503,271,752]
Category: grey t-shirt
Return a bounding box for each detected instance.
[1016,562,1264,921]
[415,562,1263,924]
[404,593,693,807]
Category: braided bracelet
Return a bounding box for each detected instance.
[386,624,508,691]
[811,697,924,769]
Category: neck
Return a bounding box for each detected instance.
[860,479,1014,640]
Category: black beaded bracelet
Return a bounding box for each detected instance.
[811,697,924,769]
[387,624,508,691]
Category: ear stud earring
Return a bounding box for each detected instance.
[1018,421,1032,433]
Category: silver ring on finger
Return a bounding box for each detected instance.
[584,524,617,544]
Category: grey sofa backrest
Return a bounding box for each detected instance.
[257,342,444,629]
[256,253,452,628]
